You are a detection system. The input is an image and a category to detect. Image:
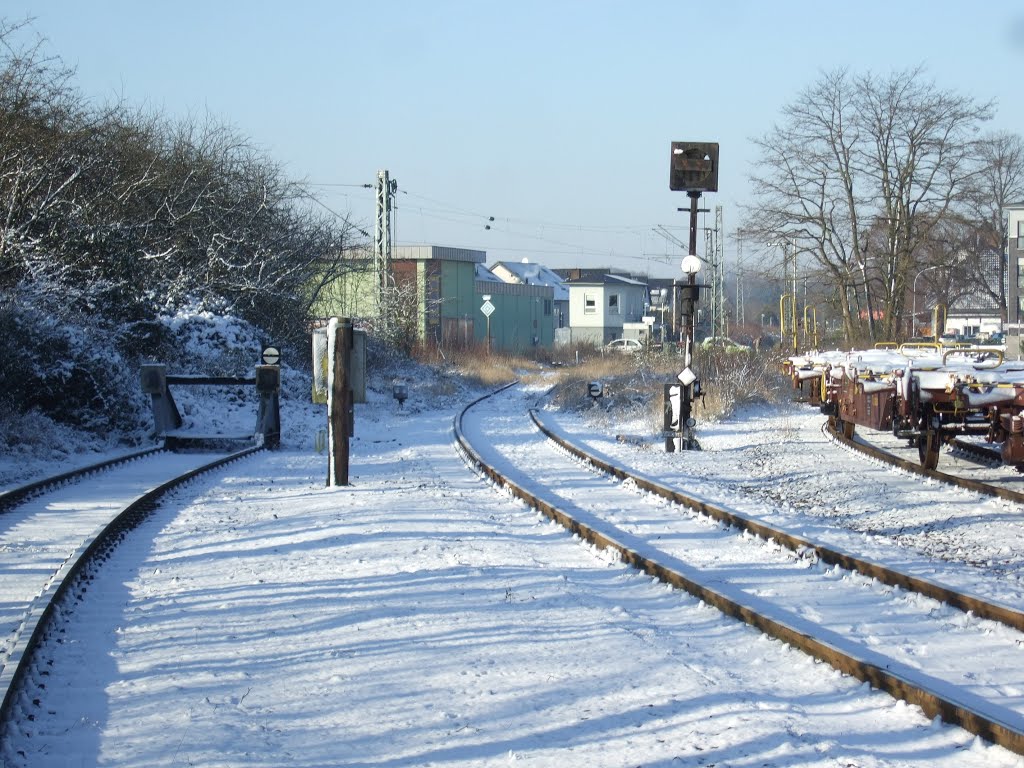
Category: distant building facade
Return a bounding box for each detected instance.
[562,273,650,346]
[312,245,553,353]
[1005,202,1024,358]
[489,260,570,331]
[944,249,1004,339]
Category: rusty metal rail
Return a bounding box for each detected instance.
[825,420,1024,506]
[453,390,1024,756]
[538,410,1024,634]
[0,446,165,515]
[0,444,264,732]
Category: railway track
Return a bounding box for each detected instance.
[824,418,1024,505]
[0,444,263,736]
[455,384,1024,756]
[0,446,163,514]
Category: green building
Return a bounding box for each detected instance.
[312,245,554,353]
[476,266,554,351]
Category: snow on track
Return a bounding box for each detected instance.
[464,387,1024,735]
[0,451,233,664]
[2,390,1021,766]
[574,400,1024,607]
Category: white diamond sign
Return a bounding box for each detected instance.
[480,300,495,317]
[678,367,697,386]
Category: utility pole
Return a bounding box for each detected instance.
[784,242,798,353]
[328,317,353,487]
[704,226,715,337]
[735,231,745,327]
[703,209,728,339]
[714,205,726,338]
[374,169,397,327]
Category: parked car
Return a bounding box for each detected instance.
[603,338,643,354]
[699,336,750,353]
[939,333,968,346]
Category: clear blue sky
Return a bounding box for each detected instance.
[6,1,1024,278]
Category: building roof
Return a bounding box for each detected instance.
[393,245,486,264]
[490,260,569,300]
[947,289,1002,316]
[564,272,648,288]
[555,267,643,282]
[475,263,503,282]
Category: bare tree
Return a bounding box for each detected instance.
[0,16,364,351]
[0,18,93,293]
[747,67,993,344]
[956,131,1024,321]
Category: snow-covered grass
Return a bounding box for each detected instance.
[544,347,787,431]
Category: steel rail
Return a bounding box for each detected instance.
[534,410,1024,634]
[825,421,1024,506]
[0,444,264,731]
[948,437,1003,465]
[453,390,1024,756]
[0,446,165,515]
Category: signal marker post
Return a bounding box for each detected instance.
[667,141,719,452]
[481,295,495,354]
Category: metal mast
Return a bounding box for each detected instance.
[714,206,726,337]
[735,230,745,327]
[704,206,728,339]
[704,226,715,338]
[373,169,397,317]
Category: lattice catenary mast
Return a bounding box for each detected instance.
[705,206,728,338]
[734,231,745,327]
[715,206,727,337]
[374,169,397,318]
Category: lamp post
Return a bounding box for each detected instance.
[912,266,941,338]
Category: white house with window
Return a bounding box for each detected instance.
[564,273,649,345]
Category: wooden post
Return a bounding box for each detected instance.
[328,317,353,486]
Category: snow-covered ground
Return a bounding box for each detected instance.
[551,398,1024,606]
[3,376,1024,766]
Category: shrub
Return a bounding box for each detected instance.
[692,347,787,421]
[0,300,149,436]
[544,345,788,433]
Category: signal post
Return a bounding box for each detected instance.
[666,141,719,452]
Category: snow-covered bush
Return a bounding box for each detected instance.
[0,301,149,437]
[157,298,268,375]
[0,290,318,450]
[693,347,786,421]
[542,347,787,431]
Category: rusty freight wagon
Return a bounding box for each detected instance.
[788,345,1024,470]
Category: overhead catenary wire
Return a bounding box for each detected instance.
[307,180,711,271]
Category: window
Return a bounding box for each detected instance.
[608,294,620,314]
[543,299,552,316]
[1018,220,1024,250]
[584,294,596,314]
